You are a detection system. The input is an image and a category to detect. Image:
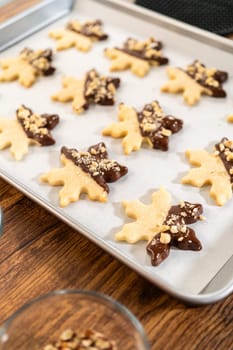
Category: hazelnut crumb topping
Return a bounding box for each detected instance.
[215,137,233,183]
[161,128,172,137]
[17,105,48,136]
[160,232,171,244]
[179,201,185,208]
[121,37,169,65]
[61,143,127,192]
[69,148,120,177]
[67,19,108,40]
[84,69,120,106]
[165,202,202,236]
[19,48,55,75]
[137,101,183,151]
[185,60,227,96]
[16,105,59,146]
[147,201,203,266]
[186,61,218,87]
[43,328,117,350]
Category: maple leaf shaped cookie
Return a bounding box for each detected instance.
[49,19,108,51]
[102,101,183,154]
[161,60,228,105]
[105,37,168,77]
[115,188,203,266]
[0,105,59,160]
[52,69,120,114]
[182,138,233,206]
[40,142,128,207]
[0,48,55,87]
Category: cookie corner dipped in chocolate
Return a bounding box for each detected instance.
[185,60,228,98]
[121,37,169,66]
[67,19,108,41]
[215,137,233,182]
[20,47,56,76]
[16,104,59,145]
[147,200,203,266]
[61,142,128,193]
[138,100,183,151]
[84,69,120,108]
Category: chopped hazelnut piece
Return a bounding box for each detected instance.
[160,232,171,244]
[43,328,117,350]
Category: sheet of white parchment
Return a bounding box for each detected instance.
[0,0,233,296]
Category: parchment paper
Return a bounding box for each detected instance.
[0,0,233,296]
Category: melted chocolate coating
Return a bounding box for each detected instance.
[147,202,203,266]
[67,20,108,40]
[20,48,55,76]
[185,60,227,97]
[16,105,59,146]
[147,234,170,266]
[137,101,183,151]
[84,69,120,108]
[215,137,233,183]
[117,37,168,65]
[213,70,228,84]
[61,142,128,192]
[120,48,168,65]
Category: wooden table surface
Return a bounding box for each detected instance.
[0,1,233,349]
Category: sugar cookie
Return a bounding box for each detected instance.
[0,105,59,160]
[40,142,128,206]
[102,101,182,154]
[52,69,120,114]
[115,188,203,266]
[49,19,108,51]
[105,37,168,77]
[0,48,55,87]
[161,60,228,105]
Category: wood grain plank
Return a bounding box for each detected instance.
[0,0,41,23]
[0,178,233,350]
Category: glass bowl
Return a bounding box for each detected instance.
[0,289,150,349]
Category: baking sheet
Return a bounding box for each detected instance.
[0,0,233,303]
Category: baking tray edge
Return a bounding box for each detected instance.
[0,0,74,52]
[96,0,233,53]
[1,169,233,305]
[0,0,233,304]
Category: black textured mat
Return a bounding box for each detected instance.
[135,0,233,35]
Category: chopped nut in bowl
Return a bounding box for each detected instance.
[0,290,150,350]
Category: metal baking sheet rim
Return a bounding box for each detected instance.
[1,0,233,53]
[0,0,233,305]
[1,169,233,306]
